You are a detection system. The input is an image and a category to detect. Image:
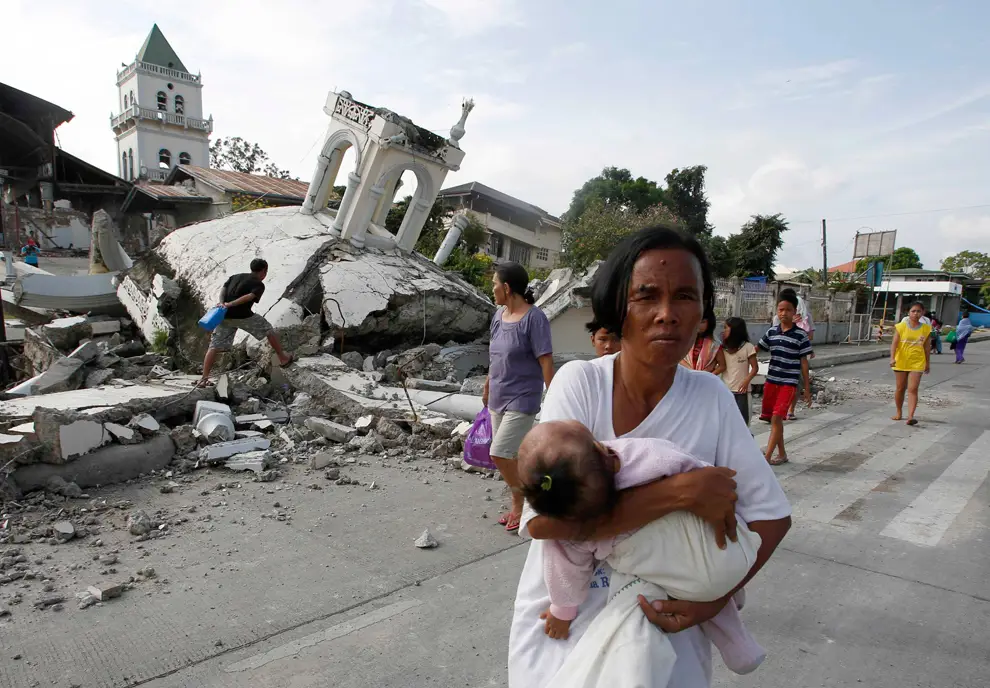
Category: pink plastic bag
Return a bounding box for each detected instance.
[463,407,495,470]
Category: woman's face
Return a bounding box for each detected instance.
[492,274,508,306]
[622,248,705,368]
[722,322,731,341]
[909,304,924,322]
[697,319,709,337]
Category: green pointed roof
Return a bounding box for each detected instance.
[136,24,188,73]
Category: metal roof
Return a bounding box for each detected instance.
[133,183,208,199]
[136,24,188,73]
[438,181,559,223]
[167,165,309,201]
[120,182,210,213]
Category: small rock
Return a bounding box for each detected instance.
[127,510,153,536]
[414,529,439,549]
[340,351,364,370]
[53,521,75,542]
[88,583,124,601]
[99,554,118,566]
[324,468,340,480]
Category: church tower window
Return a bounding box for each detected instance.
[159,149,171,169]
[157,91,167,111]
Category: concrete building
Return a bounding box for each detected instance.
[436,182,562,270]
[110,24,212,183]
[874,268,970,324]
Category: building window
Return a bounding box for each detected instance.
[123,94,128,109]
[159,149,171,169]
[128,149,134,180]
[489,233,504,258]
[178,152,191,166]
[157,91,167,111]
[121,153,127,178]
[130,90,134,107]
[509,243,531,266]
[537,247,550,262]
[174,95,184,114]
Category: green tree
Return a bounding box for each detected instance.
[727,214,790,279]
[561,200,681,271]
[664,165,712,238]
[701,234,734,278]
[385,195,453,255]
[854,246,923,274]
[210,136,294,179]
[564,167,667,221]
[940,250,990,277]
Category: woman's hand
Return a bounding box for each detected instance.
[637,596,728,634]
[889,358,897,368]
[670,467,738,548]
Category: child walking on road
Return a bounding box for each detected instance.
[721,317,758,426]
[758,291,812,465]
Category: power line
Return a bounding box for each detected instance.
[790,202,990,225]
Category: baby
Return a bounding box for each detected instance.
[518,420,766,676]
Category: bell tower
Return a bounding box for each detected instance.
[111,24,212,182]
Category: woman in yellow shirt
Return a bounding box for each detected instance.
[890,301,932,426]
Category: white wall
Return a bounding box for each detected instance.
[549,306,595,355]
[131,126,209,175]
[133,71,204,119]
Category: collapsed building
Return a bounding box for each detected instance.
[0,91,496,513]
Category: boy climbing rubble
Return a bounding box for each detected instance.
[197,258,293,387]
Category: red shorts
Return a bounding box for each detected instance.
[761,381,796,420]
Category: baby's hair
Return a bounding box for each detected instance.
[517,422,618,525]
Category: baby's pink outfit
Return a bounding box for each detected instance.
[543,436,765,674]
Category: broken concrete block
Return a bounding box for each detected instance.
[169,425,197,454]
[89,319,121,336]
[84,369,115,389]
[405,378,462,393]
[264,409,289,424]
[341,351,364,370]
[193,401,234,426]
[235,413,266,425]
[459,376,487,396]
[128,414,160,435]
[45,476,83,499]
[34,357,85,395]
[196,413,236,444]
[41,316,92,350]
[68,341,100,363]
[87,583,124,601]
[128,510,153,536]
[310,451,338,470]
[252,420,274,431]
[363,356,377,372]
[198,437,271,463]
[414,529,439,549]
[223,450,273,474]
[235,430,265,439]
[216,374,231,400]
[10,422,35,435]
[12,434,176,491]
[354,415,375,434]
[376,417,407,441]
[305,417,357,443]
[48,418,110,461]
[105,423,140,445]
[110,340,146,358]
[152,274,181,301]
[53,521,75,541]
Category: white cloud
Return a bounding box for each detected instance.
[418,0,524,36]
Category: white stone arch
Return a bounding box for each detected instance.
[372,161,436,251]
[301,127,365,219]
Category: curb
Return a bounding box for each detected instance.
[809,331,989,370]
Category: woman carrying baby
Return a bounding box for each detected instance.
[507,224,792,688]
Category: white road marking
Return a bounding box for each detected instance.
[790,426,954,524]
[774,414,896,483]
[225,598,423,672]
[880,431,990,547]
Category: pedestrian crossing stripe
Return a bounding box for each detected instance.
[772,413,899,484]
[789,426,954,525]
[879,430,990,547]
[752,411,851,450]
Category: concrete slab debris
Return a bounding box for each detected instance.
[104,422,139,444]
[223,450,273,474]
[304,417,357,443]
[196,413,236,444]
[128,510,153,536]
[194,401,234,426]
[0,379,210,419]
[53,521,75,541]
[199,437,271,462]
[87,583,124,601]
[56,420,110,461]
[404,378,462,393]
[129,414,160,435]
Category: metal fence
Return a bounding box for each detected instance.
[713,278,734,319]
[739,282,774,322]
[713,279,859,325]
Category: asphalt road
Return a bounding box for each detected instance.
[2,343,989,688]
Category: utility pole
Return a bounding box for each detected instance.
[821,218,828,286]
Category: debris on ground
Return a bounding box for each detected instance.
[414,529,439,549]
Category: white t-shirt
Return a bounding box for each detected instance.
[508,356,792,688]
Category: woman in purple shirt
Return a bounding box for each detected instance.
[483,262,555,534]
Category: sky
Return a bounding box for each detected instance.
[6,0,990,273]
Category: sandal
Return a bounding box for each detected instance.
[195,378,215,389]
[279,354,295,367]
[505,513,521,533]
[786,413,797,421]
[906,419,919,426]
[768,455,789,466]
[497,513,510,526]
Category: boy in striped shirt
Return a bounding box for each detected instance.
[758,290,812,465]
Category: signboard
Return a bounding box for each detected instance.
[853,230,897,259]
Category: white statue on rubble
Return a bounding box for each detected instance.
[448,98,475,148]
